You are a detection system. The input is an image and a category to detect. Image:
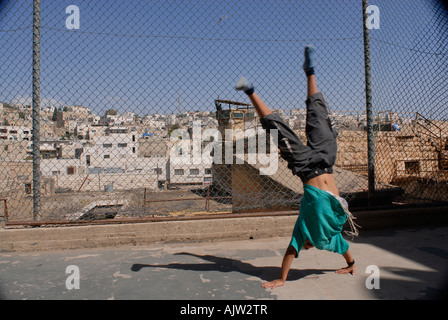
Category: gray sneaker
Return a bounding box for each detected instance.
[235,77,255,95]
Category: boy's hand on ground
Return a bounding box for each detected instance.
[261,279,285,289]
[336,264,356,275]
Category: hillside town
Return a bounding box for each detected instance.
[0,102,220,188]
[1,100,389,188]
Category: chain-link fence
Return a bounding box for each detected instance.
[1,0,447,225]
[369,0,448,205]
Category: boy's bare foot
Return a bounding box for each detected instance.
[261,279,285,289]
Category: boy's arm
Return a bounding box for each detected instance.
[336,249,356,275]
[262,246,297,289]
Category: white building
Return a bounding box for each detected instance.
[40,158,84,177]
[141,117,166,130]
[121,112,136,124]
[168,160,213,185]
[40,105,56,114]
[0,125,32,141]
[86,125,107,141]
[65,120,78,136]
[82,133,138,168]
[102,114,127,126]
[17,104,32,112]
[75,123,90,140]
[40,124,215,192]
[65,105,91,115]
[40,157,158,192]
[87,114,101,126]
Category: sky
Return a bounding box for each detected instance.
[0,0,447,120]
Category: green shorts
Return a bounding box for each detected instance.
[289,184,349,258]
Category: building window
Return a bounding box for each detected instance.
[174,169,184,176]
[118,143,128,148]
[405,161,420,174]
[154,168,162,175]
[103,143,113,148]
[189,169,200,175]
[67,166,76,175]
[104,154,110,159]
[205,168,212,175]
[233,112,243,119]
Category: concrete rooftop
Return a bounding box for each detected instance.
[1,224,447,302]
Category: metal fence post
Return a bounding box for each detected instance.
[32,0,41,220]
[362,0,375,205]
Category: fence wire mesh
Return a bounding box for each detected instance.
[0,0,447,225]
[369,0,448,204]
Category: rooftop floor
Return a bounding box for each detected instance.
[1,225,447,301]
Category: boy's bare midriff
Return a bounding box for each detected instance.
[304,173,339,196]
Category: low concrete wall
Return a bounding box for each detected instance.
[0,215,295,253]
[1,207,447,253]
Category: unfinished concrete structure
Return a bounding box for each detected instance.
[212,100,448,213]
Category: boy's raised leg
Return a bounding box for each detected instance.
[235,76,272,118]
